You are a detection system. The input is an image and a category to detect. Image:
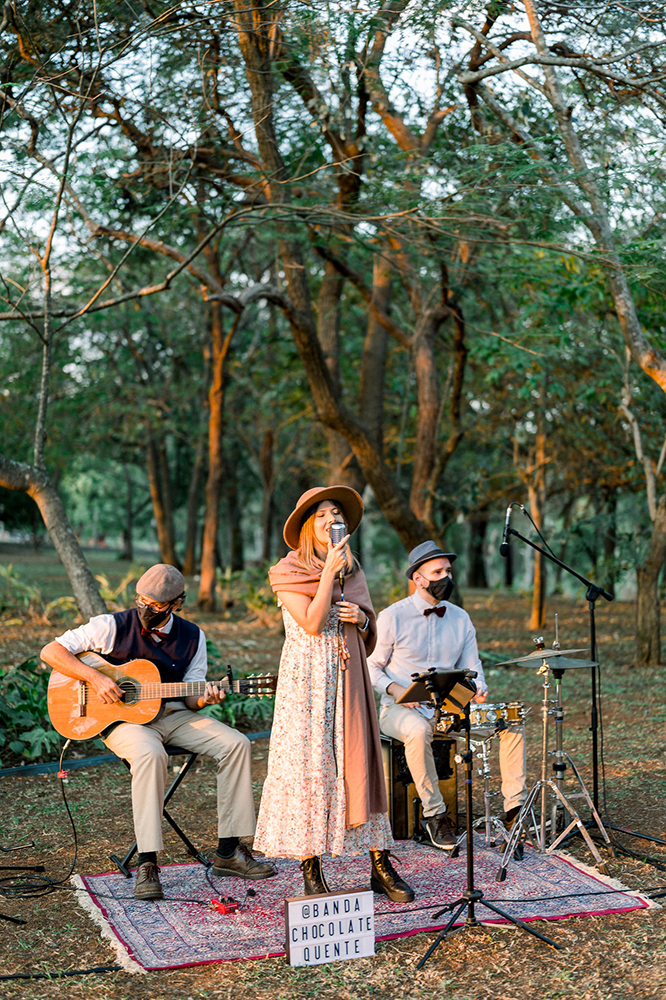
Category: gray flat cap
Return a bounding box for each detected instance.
[406,540,457,579]
[135,564,185,602]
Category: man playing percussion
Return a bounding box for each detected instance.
[368,541,527,851]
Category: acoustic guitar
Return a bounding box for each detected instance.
[47,651,277,741]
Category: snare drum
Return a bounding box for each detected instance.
[469,701,527,732]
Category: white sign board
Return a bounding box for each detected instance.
[285,889,375,967]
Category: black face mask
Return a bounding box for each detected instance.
[424,575,454,603]
[137,604,172,631]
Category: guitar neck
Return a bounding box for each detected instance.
[76,652,274,700]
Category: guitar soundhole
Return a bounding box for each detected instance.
[119,681,139,705]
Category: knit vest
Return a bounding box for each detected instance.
[105,608,200,683]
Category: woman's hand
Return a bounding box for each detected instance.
[323,533,350,577]
[336,600,365,626]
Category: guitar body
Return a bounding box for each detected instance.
[47,654,163,741]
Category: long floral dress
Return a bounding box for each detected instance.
[253,602,393,859]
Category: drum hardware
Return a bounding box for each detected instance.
[496,652,614,883]
[416,702,560,969]
[470,728,507,849]
[435,702,530,852]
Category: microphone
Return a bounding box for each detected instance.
[499,505,512,558]
[330,521,347,595]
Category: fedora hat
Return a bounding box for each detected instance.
[283,486,364,551]
[406,540,457,579]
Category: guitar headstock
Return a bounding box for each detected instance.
[237,673,277,698]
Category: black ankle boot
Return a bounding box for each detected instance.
[300,856,331,895]
[370,850,415,903]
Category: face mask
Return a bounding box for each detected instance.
[423,575,454,603]
[137,604,171,631]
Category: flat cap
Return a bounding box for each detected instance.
[135,564,185,602]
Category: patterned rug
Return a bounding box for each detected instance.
[73,839,651,973]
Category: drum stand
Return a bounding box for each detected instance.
[416,706,560,969]
[496,660,613,883]
[471,732,506,848]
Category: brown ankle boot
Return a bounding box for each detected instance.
[300,856,331,895]
[370,850,415,903]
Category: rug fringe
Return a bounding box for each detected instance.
[71,875,146,974]
[553,851,660,910]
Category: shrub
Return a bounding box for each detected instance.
[0,656,61,767]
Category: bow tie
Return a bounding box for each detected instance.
[141,627,170,640]
[423,606,446,618]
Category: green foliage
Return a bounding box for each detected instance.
[0,563,42,617]
[0,656,61,766]
[203,638,275,731]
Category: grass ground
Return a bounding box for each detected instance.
[1,547,665,998]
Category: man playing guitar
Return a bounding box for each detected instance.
[41,563,275,900]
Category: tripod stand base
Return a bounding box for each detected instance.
[416,888,562,968]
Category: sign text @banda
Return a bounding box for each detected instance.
[285,889,375,967]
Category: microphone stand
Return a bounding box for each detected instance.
[505,525,666,847]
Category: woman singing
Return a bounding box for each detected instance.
[253,486,414,902]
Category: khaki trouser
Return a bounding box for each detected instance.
[104,708,256,853]
[379,702,527,818]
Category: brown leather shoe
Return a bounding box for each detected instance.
[422,811,457,851]
[211,844,276,880]
[370,850,415,903]
[134,861,163,900]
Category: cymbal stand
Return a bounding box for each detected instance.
[416,705,560,969]
[496,660,613,883]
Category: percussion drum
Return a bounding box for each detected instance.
[469,701,528,732]
[434,701,528,737]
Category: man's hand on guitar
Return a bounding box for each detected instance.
[199,683,226,708]
[91,672,124,704]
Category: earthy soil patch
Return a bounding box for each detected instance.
[1,591,666,999]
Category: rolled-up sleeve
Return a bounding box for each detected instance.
[54,614,117,655]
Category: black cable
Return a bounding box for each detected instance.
[519,505,559,560]
[374,881,664,919]
[0,743,78,903]
[0,965,122,981]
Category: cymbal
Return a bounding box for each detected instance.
[493,647,588,666]
[517,656,598,670]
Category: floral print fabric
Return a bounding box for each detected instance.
[253,604,393,859]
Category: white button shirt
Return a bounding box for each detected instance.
[367,591,488,719]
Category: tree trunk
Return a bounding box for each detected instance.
[527,415,547,631]
[182,436,205,577]
[359,254,391,452]
[0,454,106,619]
[233,2,428,551]
[603,489,617,594]
[467,508,489,588]
[225,446,245,572]
[146,431,178,566]
[636,495,666,666]
[157,436,178,567]
[120,464,133,562]
[198,301,236,610]
[260,429,275,563]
